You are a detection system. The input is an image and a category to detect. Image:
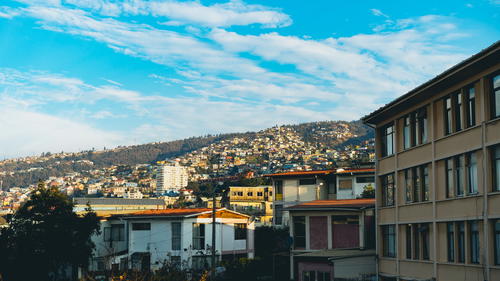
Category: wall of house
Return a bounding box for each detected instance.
[333,256,376,279]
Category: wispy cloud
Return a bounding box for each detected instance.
[370,8,389,18]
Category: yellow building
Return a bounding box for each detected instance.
[229,186,273,225]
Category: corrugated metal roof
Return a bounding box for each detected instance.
[287,198,375,210]
[296,248,376,259]
[73,198,165,206]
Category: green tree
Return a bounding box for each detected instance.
[360,183,375,198]
[0,185,100,281]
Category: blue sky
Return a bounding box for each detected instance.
[0,0,498,158]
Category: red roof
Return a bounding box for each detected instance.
[335,168,375,174]
[287,198,375,210]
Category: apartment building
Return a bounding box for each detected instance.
[156,161,189,194]
[90,208,254,272]
[362,41,500,281]
[228,186,273,224]
[267,168,374,227]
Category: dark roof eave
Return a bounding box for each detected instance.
[362,40,500,125]
[286,206,374,211]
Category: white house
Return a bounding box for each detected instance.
[90,208,254,272]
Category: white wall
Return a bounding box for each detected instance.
[332,256,376,279]
[92,214,254,271]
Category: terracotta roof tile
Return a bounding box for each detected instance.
[123,208,212,217]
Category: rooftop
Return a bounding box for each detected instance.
[296,248,376,259]
[287,198,375,210]
[73,198,165,206]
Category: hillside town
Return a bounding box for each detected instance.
[0,1,498,280]
[0,124,374,213]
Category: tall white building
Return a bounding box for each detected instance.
[156,162,189,194]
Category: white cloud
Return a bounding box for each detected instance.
[0,6,20,18]
[370,8,389,18]
[0,108,123,158]
[62,0,292,28]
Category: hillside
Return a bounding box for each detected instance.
[0,120,373,190]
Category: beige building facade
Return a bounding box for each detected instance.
[229,186,273,224]
[363,41,500,281]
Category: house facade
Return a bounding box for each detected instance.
[288,199,376,281]
[228,185,273,224]
[268,169,374,227]
[362,41,500,281]
[90,208,254,272]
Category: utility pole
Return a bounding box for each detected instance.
[211,190,216,281]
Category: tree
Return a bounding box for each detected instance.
[360,183,375,198]
[0,185,100,281]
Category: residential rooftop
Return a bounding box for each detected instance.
[286,198,375,210]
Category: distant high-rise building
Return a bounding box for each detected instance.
[156,161,188,194]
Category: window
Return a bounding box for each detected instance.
[299,178,316,185]
[192,223,205,250]
[404,164,429,203]
[293,216,306,249]
[413,225,420,260]
[446,158,454,198]
[422,224,430,260]
[381,174,395,207]
[447,223,455,262]
[382,225,396,258]
[171,222,181,250]
[466,86,476,127]
[466,152,478,194]
[317,271,331,281]
[445,96,453,135]
[132,223,151,231]
[257,192,263,196]
[455,92,463,132]
[492,74,500,118]
[104,224,125,242]
[422,166,429,201]
[338,179,352,190]
[455,155,464,196]
[404,169,413,203]
[380,123,394,157]
[493,145,500,192]
[302,271,316,281]
[247,192,253,196]
[406,225,412,259]
[234,223,247,240]
[402,108,428,150]
[403,116,411,149]
[356,176,375,183]
[274,205,283,225]
[275,180,283,201]
[458,222,465,263]
[494,220,500,265]
[470,221,480,264]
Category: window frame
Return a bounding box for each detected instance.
[466,85,476,128]
[380,123,394,157]
[132,222,151,231]
[192,223,205,250]
[234,223,247,240]
[171,222,182,251]
[494,220,500,265]
[381,174,395,207]
[447,222,455,262]
[293,216,306,249]
[491,73,500,119]
[469,221,480,264]
[382,225,396,258]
